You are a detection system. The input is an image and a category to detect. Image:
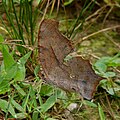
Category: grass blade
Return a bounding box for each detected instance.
[98,103,105,120]
[11,98,24,112]
[2,1,19,38]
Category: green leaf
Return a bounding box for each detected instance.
[98,103,105,120]
[22,86,31,111]
[0,99,16,118]
[13,83,26,96]
[0,79,10,94]
[14,62,25,81]
[64,0,74,6]
[29,86,37,110]
[34,65,40,77]
[0,63,17,94]
[2,46,15,71]
[94,55,120,68]
[100,79,120,96]
[15,113,27,119]
[18,51,31,65]
[64,54,73,62]
[35,0,42,5]
[40,84,54,96]
[103,71,116,78]
[56,89,67,100]
[0,34,4,51]
[108,58,120,67]
[0,35,9,55]
[96,57,111,64]
[0,34,4,42]
[14,52,31,81]
[32,111,39,120]
[4,63,17,80]
[94,55,120,78]
[40,94,57,113]
[46,118,57,120]
[83,100,97,107]
[94,62,107,73]
[11,98,24,112]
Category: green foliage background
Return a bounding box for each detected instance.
[0,0,120,119]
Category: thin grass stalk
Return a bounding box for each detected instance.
[69,0,96,39]
[19,0,22,23]
[19,0,38,46]
[25,0,29,35]
[24,0,33,45]
[73,0,96,33]
[50,0,56,15]
[29,0,34,45]
[5,91,12,119]
[20,0,29,38]
[2,0,19,38]
[11,0,24,43]
[105,93,115,119]
[22,3,29,35]
[32,7,39,29]
[57,0,60,15]
[32,7,41,45]
[26,0,31,44]
[0,16,13,38]
[19,1,24,42]
[68,0,89,38]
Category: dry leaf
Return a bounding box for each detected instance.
[38,19,102,100]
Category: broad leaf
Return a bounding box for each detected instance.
[32,111,39,120]
[14,51,31,81]
[40,93,57,113]
[14,62,26,81]
[103,71,116,78]
[18,51,31,65]
[100,79,120,96]
[2,46,15,71]
[0,99,16,118]
[94,62,107,73]
[0,79,10,94]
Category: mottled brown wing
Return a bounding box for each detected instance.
[38,19,102,100]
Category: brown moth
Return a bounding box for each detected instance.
[38,19,102,100]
